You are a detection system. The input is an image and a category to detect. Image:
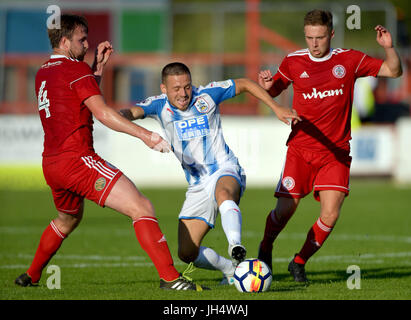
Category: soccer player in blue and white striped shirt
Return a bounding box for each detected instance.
[120,62,299,285]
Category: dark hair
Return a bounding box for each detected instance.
[48,14,88,48]
[161,62,191,83]
[304,9,333,31]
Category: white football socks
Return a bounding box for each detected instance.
[219,200,242,246]
[193,246,234,275]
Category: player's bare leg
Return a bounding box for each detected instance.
[179,218,235,285]
[275,197,300,222]
[215,176,246,264]
[258,197,299,271]
[105,175,205,290]
[53,204,84,235]
[15,205,84,287]
[290,190,345,282]
[104,174,155,220]
[215,176,241,205]
[178,218,210,263]
[318,190,345,227]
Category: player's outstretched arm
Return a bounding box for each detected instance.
[119,106,145,121]
[234,78,301,125]
[84,95,170,152]
[375,25,402,78]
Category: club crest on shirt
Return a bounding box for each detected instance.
[332,65,346,79]
[194,97,210,113]
[95,177,106,191]
[282,176,295,191]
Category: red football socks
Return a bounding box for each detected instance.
[260,210,287,253]
[26,217,180,283]
[133,216,180,282]
[27,220,66,283]
[294,217,333,264]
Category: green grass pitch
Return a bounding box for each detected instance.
[1,179,410,301]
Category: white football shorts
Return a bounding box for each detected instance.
[178,163,246,228]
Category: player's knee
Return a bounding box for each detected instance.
[320,209,340,226]
[216,188,239,205]
[54,213,82,235]
[127,196,155,221]
[275,198,298,223]
[275,207,295,224]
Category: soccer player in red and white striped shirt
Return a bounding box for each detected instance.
[15,14,205,291]
[257,10,402,282]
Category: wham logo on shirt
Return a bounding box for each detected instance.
[302,86,344,100]
[174,115,210,141]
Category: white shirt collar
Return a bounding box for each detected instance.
[50,54,67,59]
[308,48,333,62]
[50,54,78,62]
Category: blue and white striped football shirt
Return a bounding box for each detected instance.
[137,79,241,186]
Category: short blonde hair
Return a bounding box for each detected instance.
[304,10,333,32]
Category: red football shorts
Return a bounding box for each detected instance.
[42,152,123,214]
[275,145,352,201]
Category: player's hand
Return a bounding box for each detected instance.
[375,25,393,49]
[93,41,114,76]
[275,106,302,126]
[258,70,274,91]
[145,132,171,153]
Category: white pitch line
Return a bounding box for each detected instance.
[12,253,147,261]
[241,231,411,243]
[1,252,410,269]
[1,227,411,243]
[272,251,411,263]
[0,226,132,237]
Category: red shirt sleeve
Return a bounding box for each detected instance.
[269,58,292,97]
[70,62,102,102]
[353,50,384,78]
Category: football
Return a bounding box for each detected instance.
[233,258,272,293]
